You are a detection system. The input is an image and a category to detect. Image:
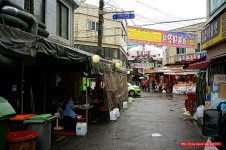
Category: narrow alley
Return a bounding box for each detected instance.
[52,92,206,150]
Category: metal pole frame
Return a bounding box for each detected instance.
[21,58,24,114]
[97,0,104,57]
[85,77,88,125]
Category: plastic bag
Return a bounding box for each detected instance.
[196,105,205,117]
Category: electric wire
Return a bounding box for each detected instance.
[134,0,182,20]
[133,0,202,25]
[106,1,182,28]
[139,17,206,27]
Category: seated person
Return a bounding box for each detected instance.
[61,93,78,129]
[87,86,92,97]
[77,90,91,105]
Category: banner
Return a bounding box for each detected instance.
[128,26,198,48]
[130,63,153,68]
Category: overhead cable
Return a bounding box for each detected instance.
[138,17,206,26]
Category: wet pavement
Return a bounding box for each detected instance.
[51,92,206,150]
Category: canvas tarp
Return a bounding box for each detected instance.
[194,71,206,111]
[0,24,93,62]
[103,70,128,110]
[0,24,128,112]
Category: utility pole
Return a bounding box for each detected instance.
[97,0,104,57]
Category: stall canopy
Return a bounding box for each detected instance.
[187,60,209,70]
[0,24,93,62]
[185,56,209,70]
[164,71,199,75]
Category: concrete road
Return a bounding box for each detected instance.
[52,92,206,150]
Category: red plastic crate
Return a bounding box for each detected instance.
[187,92,195,100]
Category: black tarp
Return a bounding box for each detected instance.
[0,24,93,62]
[0,53,15,67]
[0,24,126,74]
[0,24,128,111]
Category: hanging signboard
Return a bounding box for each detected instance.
[175,52,207,62]
[113,13,135,20]
[201,12,226,50]
[128,26,198,48]
[130,63,153,68]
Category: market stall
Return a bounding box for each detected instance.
[164,71,198,94]
[172,81,196,94]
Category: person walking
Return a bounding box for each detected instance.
[141,79,147,91]
[151,80,156,92]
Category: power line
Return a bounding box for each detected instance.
[133,14,175,28]
[77,34,127,38]
[134,0,182,20]
[133,0,200,25]
[75,27,121,32]
[138,17,206,27]
[105,1,136,26]
[111,0,124,11]
[106,1,181,28]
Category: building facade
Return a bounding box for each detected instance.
[201,1,226,103]
[13,0,79,46]
[0,0,85,114]
[74,2,128,67]
[163,22,206,67]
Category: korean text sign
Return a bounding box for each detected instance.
[201,12,226,50]
[128,26,198,48]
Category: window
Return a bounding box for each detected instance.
[34,0,45,23]
[120,52,127,66]
[87,20,98,31]
[56,1,69,39]
[121,29,127,43]
[104,48,119,59]
[24,0,34,14]
[120,51,123,60]
[104,47,110,58]
[111,48,119,59]
[195,43,201,53]
[176,48,186,54]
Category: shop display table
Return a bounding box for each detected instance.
[173,86,196,94]
[173,86,187,94]
[75,105,94,125]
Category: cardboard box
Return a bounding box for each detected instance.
[214,74,226,83]
[218,82,226,99]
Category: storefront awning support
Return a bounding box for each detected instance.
[85,76,88,126]
[21,58,24,114]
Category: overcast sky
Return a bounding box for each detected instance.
[85,0,207,31]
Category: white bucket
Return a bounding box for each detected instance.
[128,97,133,103]
[123,102,128,109]
[110,110,117,121]
[113,108,120,118]
[76,122,87,136]
[197,105,205,117]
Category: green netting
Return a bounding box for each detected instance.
[90,58,128,111]
[103,71,128,110]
